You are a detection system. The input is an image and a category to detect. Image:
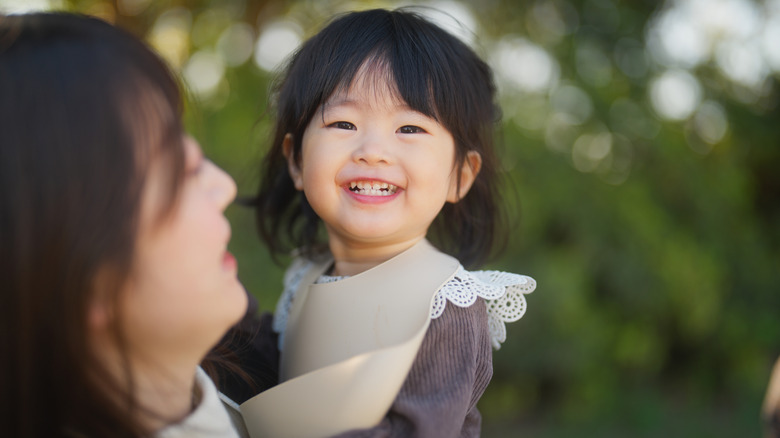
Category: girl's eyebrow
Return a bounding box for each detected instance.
[323,97,417,114]
[323,97,359,109]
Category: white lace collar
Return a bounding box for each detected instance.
[273,259,536,351]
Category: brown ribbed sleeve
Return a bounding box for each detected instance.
[331,298,493,438]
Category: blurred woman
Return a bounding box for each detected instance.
[0,12,250,437]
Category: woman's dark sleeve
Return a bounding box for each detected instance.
[332,299,493,438]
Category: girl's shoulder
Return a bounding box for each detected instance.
[272,257,323,345]
[273,256,537,351]
[431,266,536,350]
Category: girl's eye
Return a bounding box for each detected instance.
[329,121,356,130]
[398,125,426,134]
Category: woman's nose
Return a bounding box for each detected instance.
[205,161,237,210]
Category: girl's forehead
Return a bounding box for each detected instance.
[325,69,408,112]
[328,57,406,106]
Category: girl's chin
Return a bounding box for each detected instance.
[327,234,424,252]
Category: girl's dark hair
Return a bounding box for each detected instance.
[0,12,185,437]
[253,8,505,268]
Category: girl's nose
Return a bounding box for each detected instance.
[352,133,391,165]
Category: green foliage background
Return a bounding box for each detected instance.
[12,0,779,435]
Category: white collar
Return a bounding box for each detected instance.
[154,367,240,438]
[275,260,536,351]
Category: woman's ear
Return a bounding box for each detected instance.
[87,268,116,332]
[283,134,303,190]
[88,299,110,332]
[447,150,482,203]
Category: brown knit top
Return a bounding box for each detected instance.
[330,298,493,438]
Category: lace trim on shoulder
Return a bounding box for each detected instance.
[274,260,536,351]
[431,266,536,350]
[317,274,343,284]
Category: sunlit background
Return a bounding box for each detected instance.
[3,0,778,436]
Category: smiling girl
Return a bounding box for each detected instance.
[244,8,537,438]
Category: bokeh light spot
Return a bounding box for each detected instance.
[117,0,151,16]
[183,50,225,100]
[614,38,649,79]
[217,22,255,67]
[493,37,559,94]
[253,20,302,72]
[0,0,63,13]
[609,98,660,140]
[413,0,477,47]
[716,39,769,89]
[647,8,707,68]
[191,8,232,49]
[572,131,612,173]
[693,100,728,145]
[148,8,192,70]
[575,41,613,87]
[550,85,593,125]
[545,112,581,152]
[649,69,702,121]
[763,16,780,71]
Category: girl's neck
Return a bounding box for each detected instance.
[327,236,424,277]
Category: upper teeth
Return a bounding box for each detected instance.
[349,181,398,196]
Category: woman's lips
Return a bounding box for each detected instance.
[222,250,237,272]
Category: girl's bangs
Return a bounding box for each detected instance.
[320,48,442,125]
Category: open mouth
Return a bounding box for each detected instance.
[348,181,398,196]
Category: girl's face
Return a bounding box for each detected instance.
[112,136,246,368]
[286,71,480,260]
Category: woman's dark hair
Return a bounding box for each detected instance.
[0,12,185,437]
[253,8,505,268]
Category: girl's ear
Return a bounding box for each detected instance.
[447,150,482,203]
[283,133,304,190]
